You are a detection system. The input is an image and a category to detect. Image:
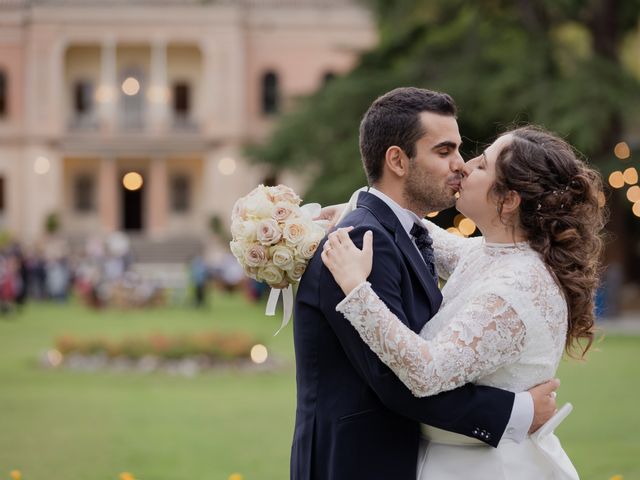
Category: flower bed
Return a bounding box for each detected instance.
[41,331,276,376]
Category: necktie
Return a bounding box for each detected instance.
[410,223,438,284]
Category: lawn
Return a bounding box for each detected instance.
[0,294,637,480]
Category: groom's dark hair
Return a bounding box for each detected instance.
[359,87,457,184]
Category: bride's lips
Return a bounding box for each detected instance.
[448,181,461,192]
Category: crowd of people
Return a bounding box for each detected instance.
[0,233,268,315]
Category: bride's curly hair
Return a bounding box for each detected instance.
[492,126,606,358]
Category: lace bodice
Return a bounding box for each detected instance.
[336,219,568,397]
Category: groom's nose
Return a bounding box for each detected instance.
[451,150,464,172]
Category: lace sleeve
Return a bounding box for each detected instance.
[336,282,526,397]
[422,220,482,279]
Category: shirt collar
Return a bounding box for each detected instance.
[368,187,424,237]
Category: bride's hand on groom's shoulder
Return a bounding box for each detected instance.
[321,227,374,296]
[315,203,348,230]
[528,378,561,433]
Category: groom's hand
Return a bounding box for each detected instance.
[528,378,560,433]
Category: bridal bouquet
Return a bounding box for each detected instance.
[230,184,328,331]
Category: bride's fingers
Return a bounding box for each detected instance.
[335,227,353,247]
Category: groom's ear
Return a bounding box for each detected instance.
[384,146,409,179]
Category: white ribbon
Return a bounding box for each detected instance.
[266,285,294,335]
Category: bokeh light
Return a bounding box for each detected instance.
[426,211,438,218]
[122,172,143,191]
[47,349,63,367]
[34,156,50,175]
[626,186,640,203]
[608,171,624,189]
[458,218,477,236]
[614,142,630,160]
[622,167,638,185]
[218,157,237,176]
[453,214,465,228]
[121,77,140,96]
[446,227,464,237]
[250,344,268,364]
[598,191,606,208]
[633,201,640,218]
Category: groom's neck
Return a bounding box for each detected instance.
[372,181,425,217]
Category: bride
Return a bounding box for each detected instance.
[321,126,605,479]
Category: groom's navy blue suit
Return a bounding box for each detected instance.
[291,191,515,480]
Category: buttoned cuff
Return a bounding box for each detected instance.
[502,392,534,443]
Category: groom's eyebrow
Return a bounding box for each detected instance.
[432,140,460,150]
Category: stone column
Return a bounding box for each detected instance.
[148,156,168,238]
[99,156,118,233]
[149,38,169,133]
[99,37,117,133]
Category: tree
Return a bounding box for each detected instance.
[248,0,640,206]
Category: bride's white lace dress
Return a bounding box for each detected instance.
[335,220,580,479]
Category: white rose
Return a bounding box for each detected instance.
[287,261,308,283]
[243,243,268,267]
[258,265,286,287]
[231,220,257,242]
[229,240,245,260]
[231,197,247,220]
[256,219,282,246]
[244,188,274,219]
[270,245,295,271]
[282,220,309,246]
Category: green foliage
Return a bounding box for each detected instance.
[249,0,640,205]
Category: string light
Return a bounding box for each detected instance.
[458,218,477,236]
[608,171,624,189]
[626,186,640,203]
[614,142,630,160]
[622,167,638,185]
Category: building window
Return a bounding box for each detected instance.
[173,82,190,116]
[261,71,280,115]
[74,80,94,114]
[0,71,7,118]
[74,174,95,212]
[170,175,190,212]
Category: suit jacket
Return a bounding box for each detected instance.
[291,191,514,480]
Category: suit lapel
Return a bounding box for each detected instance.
[357,191,442,314]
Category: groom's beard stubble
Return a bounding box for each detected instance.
[404,173,459,216]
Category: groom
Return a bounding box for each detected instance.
[291,87,558,479]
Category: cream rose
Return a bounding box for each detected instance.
[296,225,325,259]
[272,185,301,204]
[244,265,259,279]
[283,220,309,246]
[243,243,268,267]
[270,245,295,271]
[272,201,298,222]
[244,188,273,219]
[256,219,282,246]
[258,265,285,287]
[287,261,307,283]
[231,220,257,242]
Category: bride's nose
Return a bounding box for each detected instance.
[461,161,473,178]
